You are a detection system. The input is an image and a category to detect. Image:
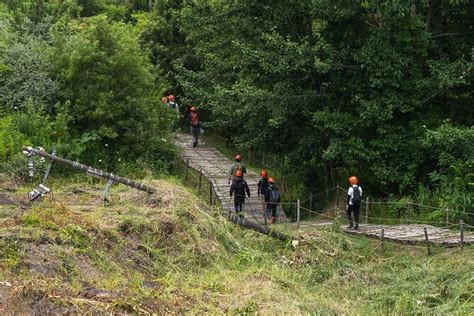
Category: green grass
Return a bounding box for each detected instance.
[0,175,472,314]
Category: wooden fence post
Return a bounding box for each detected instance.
[185,159,189,181]
[424,227,431,255]
[380,228,385,254]
[297,199,301,230]
[335,184,340,217]
[309,193,313,212]
[445,209,449,228]
[365,197,369,224]
[198,169,202,194]
[460,220,464,249]
[209,181,213,205]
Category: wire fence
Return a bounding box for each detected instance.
[176,129,473,251]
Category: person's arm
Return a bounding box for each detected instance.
[229,183,234,197]
[245,181,251,197]
[257,180,261,196]
[359,186,363,197]
[346,187,352,207]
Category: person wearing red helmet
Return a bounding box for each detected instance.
[227,154,247,184]
[188,106,200,147]
[264,177,280,224]
[229,169,250,218]
[346,176,363,230]
[167,94,179,117]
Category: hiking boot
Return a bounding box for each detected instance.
[353,225,359,230]
[347,224,354,229]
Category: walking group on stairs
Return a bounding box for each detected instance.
[172,96,363,228]
[227,154,281,224]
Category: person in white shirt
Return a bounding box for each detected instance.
[346,176,363,230]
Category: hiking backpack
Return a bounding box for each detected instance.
[269,188,280,203]
[233,180,245,198]
[191,112,199,126]
[352,185,361,205]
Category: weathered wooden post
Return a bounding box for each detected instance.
[198,169,203,195]
[185,159,189,181]
[209,181,213,205]
[365,197,369,224]
[335,184,340,217]
[380,228,385,254]
[445,209,449,228]
[424,227,431,255]
[297,199,301,230]
[460,220,464,249]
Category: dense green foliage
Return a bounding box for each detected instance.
[0,1,472,212]
[0,1,174,174]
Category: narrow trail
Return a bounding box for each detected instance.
[176,133,287,224]
[176,132,474,247]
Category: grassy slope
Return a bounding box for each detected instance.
[0,175,472,314]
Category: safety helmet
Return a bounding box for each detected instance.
[349,176,358,185]
[235,155,241,161]
[261,169,268,177]
[268,177,275,184]
[236,170,243,177]
[190,106,196,112]
[168,95,175,101]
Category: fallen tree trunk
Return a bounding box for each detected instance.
[227,214,291,242]
[22,146,156,194]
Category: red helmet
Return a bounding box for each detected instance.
[168,95,175,101]
[235,155,241,161]
[349,176,358,185]
[190,106,196,112]
[268,177,275,184]
[261,169,268,177]
[235,170,243,177]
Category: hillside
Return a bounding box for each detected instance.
[0,176,472,314]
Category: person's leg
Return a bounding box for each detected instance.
[347,206,354,228]
[193,127,199,146]
[270,205,277,224]
[234,200,239,214]
[354,205,360,229]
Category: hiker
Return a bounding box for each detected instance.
[264,177,280,224]
[188,106,200,147]
[228,155,247,184]
[161,95,169,106]
[229,170,251,218]
[168,95,179,119]
[258,169,269,217]
[346,176,363,230]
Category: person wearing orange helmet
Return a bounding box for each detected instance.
[264,177,280,224]
[229,169,250,218]
[227,154,247,184]
[188,106,200,147]
[346,176,363,230]
[167,94,179,118]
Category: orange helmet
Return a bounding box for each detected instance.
[235,170,243,177]
[168,95,175,101]
[268,177,275,184]
[190,106,196,112]
[261,169,268,177]
[162,96,168,103]
[349,176,358,185]
[235,155,241,161]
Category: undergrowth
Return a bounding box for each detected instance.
[0,176,472,314]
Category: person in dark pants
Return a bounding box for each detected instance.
[264,177,280,224]
[229,170,250,218]
[258,169,269,218]
[346,176,363,230]
[187,106,200,147]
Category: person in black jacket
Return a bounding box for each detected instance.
[229,170,250,218]
[264,177,280,224]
